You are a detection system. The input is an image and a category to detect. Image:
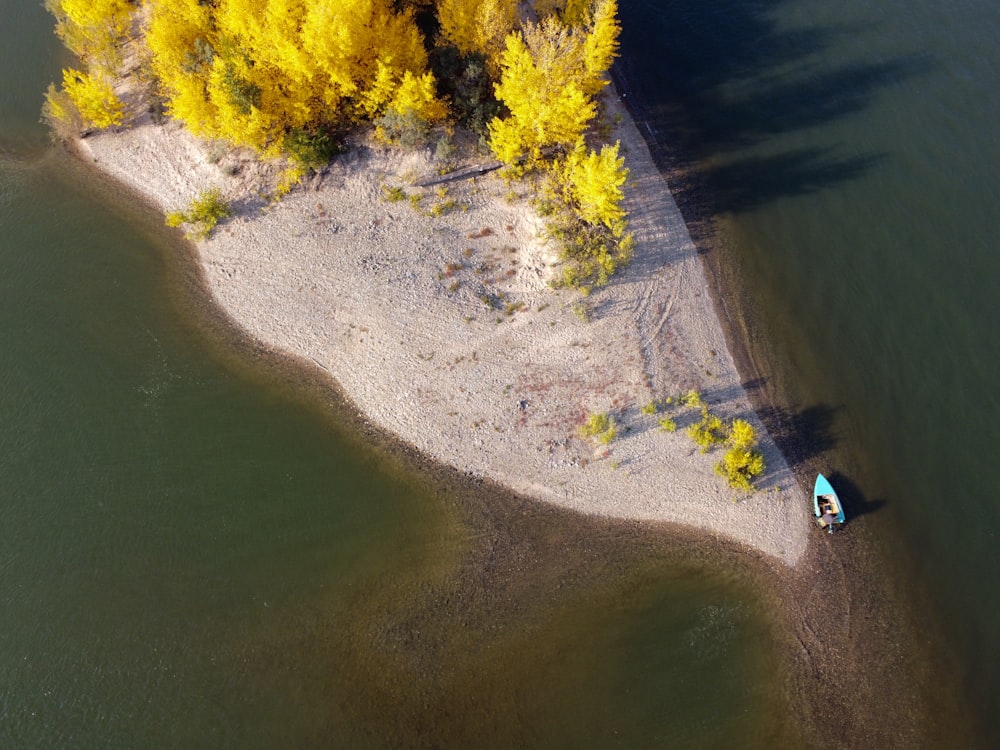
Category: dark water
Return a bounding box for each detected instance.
[0,2,804,748]
[618,0,999,744]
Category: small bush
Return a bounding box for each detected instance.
[716,446,765,491]
[687,407,727,452]
[555,221,634,290]
[658,416,677,432]
[429,199,458,217]
[284,127,342,168]
[715,419,765,490]
[434,135,456,168]
[165,188,232,239]
[580,412,617,444]
[681,389,704,409]
[375,110,431,147]
[382,185,406,203]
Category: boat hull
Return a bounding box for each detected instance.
[813,473,846,530]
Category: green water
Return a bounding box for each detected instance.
[619,0,999,744]
[1,3,800,748]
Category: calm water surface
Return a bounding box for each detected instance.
[2,2,798,748]
[620,0,998,744]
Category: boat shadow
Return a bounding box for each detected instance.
[828,471,886,524]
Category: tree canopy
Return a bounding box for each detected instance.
[45,0,631,285]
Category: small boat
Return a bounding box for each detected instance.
[813,473,845,532]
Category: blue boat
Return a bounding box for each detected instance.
[813,474,846,532]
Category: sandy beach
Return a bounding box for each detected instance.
[78,89,810,566]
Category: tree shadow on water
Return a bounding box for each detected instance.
[754,400,839,470]
[614,0,934,215]
[710,147,885,213]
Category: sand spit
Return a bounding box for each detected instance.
[79,94,810,566]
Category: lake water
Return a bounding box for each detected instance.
[618,0,998,745]
[1,0,995,747]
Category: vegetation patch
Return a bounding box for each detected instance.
[641,389,765,491]
[579,411,617,445]
[165,188,232,239]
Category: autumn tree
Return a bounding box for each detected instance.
[488,0,620,165]
[46,0,134,72]
[437,0,518,67]
[43,1,131,135]
[559,141,628,235]
[488,20,595,164]
[58,68,125,129]
[145,0,445,155]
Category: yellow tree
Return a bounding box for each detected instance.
[301,0,429,109]
[560,141,628,235]
[488,20,596,164]
[144,0,219,138]
[582,0,621,94]
[488,2,621,164]
[534,0,592,26]
[52,68,124,129]
[436,0,518,64]
[144,0,443,154]
[47,0,134,72]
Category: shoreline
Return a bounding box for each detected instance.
[73,88,810,566]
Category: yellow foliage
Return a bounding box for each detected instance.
[488,2,621,165]
[274,164,306,198]
[43,83,79,131]
[489,26,597,163]
[361,60,399,119]
[393,71,448,121]
[534,0,592,26]
[583,0,621,93]
[144,0,217,134]
[728,419,759,450]
[47,0,133,71]
[561,141,628,234]
[437,0,518,62]
[301,0,427,100]
[143,0,438,154]
[61,68,124,129]
[363,61,445,120]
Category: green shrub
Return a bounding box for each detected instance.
[687,407,727,452]
[658,416,677,432]
[554,221,634,290]
[716,446,765,491]
[715,419,765,490]
[580,412,617,445]
[428,47,501,136]
[382,185,406,202]
[283,127,342,168]
[375,110,430,147]
[165,188,232,239]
